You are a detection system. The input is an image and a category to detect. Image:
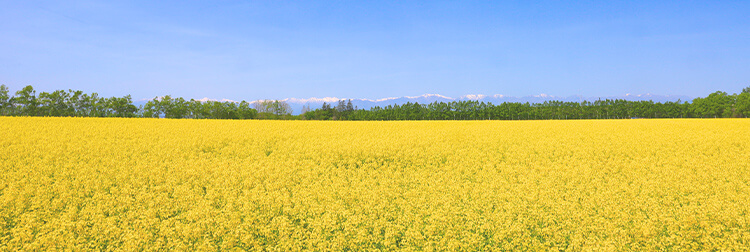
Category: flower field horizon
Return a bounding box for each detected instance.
[1,117,749,250]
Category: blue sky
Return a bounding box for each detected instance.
[1,1,748,101]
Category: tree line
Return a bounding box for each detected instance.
[303,88,750,120]
[2,84,749,120]
[0,85,294,119]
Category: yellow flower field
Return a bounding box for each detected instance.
[1,117,749,251]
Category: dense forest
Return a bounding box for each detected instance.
[2,84,749,120]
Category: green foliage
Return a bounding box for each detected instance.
[14,85,39,116]
[4,86,140,118]
[735,92,750,118]
[303,100,355,120]
[253,100,293,118]
[0,84,10,116]
[140,96,259,119]
[304,95,746,120]
[2,85,748,120]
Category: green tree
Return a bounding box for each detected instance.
[735,92,750,118]
[76,93,101,117]
[691,91,732,118]
[107,95,139,117]
[38,90,72,116]
[142,97,163,118]
[161,96,187,119]
[238,101,257,119]
[0,85,11,116]
[254,100,292,119]
[67,90,83,116]
[14,85,38,116]
[159,95,176,118]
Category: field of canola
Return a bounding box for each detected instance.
[1,117,750,251]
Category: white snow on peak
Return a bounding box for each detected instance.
[195,97,238,103]
[282,97,342,104]
[370,96,401,102]
[461,94,486,100]
[460,94,507,100]
[534,93,553,98]
[276,95,452,104]
[139,92,687,106]
[369,94,454,102]
[406,94,454,100]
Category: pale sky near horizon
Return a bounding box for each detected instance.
[1,1,748,101]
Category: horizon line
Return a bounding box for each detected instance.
[138,92,694,104]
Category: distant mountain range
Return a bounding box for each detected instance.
[139,93,693,115]
[281,93,692,114]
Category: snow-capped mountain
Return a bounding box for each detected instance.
[138,93,693,115]
[280,93,692,114]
